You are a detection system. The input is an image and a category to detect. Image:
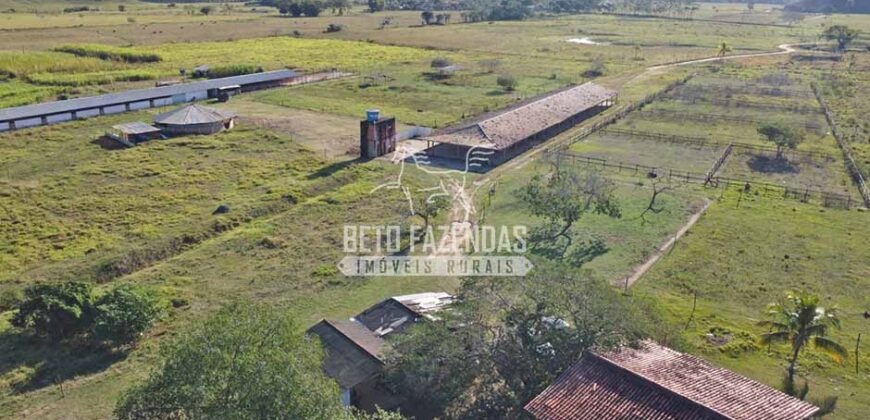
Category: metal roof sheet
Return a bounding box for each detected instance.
[525,341,819,420]
[0,69,296,122]
[111,121,161,135]
[153,104,235,125]
[307,320,386,389]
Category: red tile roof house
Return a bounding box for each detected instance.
[307,292,454,417]
[525,341,819,420]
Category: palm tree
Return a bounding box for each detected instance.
[717,42,733,59]
[758,291,848,388]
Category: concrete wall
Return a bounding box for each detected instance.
[46,113,72,124]
[78,108,101,118]
[15,117,42,129]
[0,122,9,132]
[129,101,151,110]
[103,104,127,115]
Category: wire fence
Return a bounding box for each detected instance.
[666,95,824,114]
[545,149,859,210]
[811,83,870,208]
[598,127,838,162]
[674,83,815,99]
[632,109,824,131]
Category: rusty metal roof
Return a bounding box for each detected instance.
[426,83,615,150]
[307,319,387,389]
[525,341,819,420]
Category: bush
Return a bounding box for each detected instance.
[205,64,263,79]
[0,288,23,312]
[325,23,344,33]
[55,45,162,63]
[496,74,518,91]
[430,57,452,68]
[11,282,95,341]
[93,284,164,345]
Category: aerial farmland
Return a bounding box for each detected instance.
[0,1,868,419]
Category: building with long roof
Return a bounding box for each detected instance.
[423,82,617,171]
[525,340,819,420]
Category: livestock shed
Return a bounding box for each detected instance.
[153,104,236,135]
[525,341,820,420]
[307,292,454,416]
[423,82,617,171]
[106,122,163,147]
[0,70,304,132]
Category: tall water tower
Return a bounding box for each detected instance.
[360,109,396,159]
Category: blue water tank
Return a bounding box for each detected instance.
[366,109,380,122]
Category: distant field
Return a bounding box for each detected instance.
[635,187,870,420]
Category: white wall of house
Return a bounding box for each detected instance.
[0,122,10,132]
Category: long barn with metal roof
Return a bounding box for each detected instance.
[0,70,299,132]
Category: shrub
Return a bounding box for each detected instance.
[0,288,23,312]
[301,0,323,17]
[205,64,263,79]
[430,57,452,68]
[324,23,343,33]
[93,284,164,345]
[200,6,214,15]
[11,282,95,341]
[496,74,518,91]
[55,45,162,63]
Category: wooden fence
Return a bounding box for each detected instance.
[667,95,824,114]
[598,127,837,162]
[560,74,697,149]
[633,109,823,131]
[811,83,870,208]
[546,149,858,210]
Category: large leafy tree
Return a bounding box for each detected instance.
[519,166,620,260]
[93,284,164,345]
[115,303,349,420]
[384,265,666,418]
[11,282,95,341]
[822,25,861,52]
[759,291,848,389]
[757,122,805,160]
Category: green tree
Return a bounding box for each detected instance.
[200,6,213,15]
[519,167,620,257]
[496,74,518,91]
[411,194,450,235]
[301,0,324,17]
[368,0,385,12]
[717,42,732,58]
[384,266,663,418]
[758,291,848,391]
[757,122,805,160]
[93,284,164,345]
[115,303,348,419]
[823,25,860,52]
[11,282,94,341]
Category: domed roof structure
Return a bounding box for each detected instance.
[153,104,236,126]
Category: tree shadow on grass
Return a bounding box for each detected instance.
[0,329,129,395]
[747,155,800,174]
[306,157,363,180]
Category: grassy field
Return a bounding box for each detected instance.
[635,187,870,420]
[1,4,869,419]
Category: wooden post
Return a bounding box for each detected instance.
[857,333,862,374]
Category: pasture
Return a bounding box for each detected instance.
[0,4,868,419]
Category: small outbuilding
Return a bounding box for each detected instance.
[106,121,163,147]
[153,104,236,136]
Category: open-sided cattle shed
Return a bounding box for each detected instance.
[0,70,297,132]
[423,82,617,171]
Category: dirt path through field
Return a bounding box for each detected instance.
[619,198,712,289]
